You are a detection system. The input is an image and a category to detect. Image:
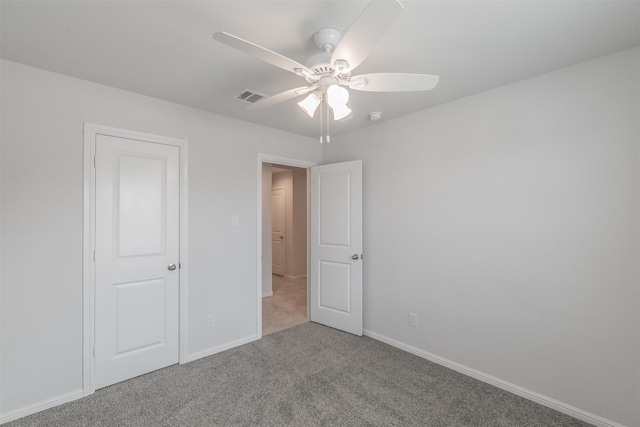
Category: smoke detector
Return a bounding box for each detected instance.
[368,112,382,121]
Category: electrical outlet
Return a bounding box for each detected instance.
[409,312,418,327]
[206,313,215,328]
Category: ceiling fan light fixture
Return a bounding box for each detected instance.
[327,84,351,120]
[297,92,322,118]
[337,102,354,121]
[213,0,438,141]
[327,84,349,105]
[331,104,352,121]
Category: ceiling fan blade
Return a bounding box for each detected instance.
[247,86,315,110]
[213,31,314,76]
[330,0,404,72]
[348,73,440,92]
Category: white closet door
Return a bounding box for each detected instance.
[94,134,180,389]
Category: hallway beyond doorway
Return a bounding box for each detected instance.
[262,275,307,336]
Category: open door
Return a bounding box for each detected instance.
[310,160,363,336]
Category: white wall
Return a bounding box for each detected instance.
[323,47,639,427]
[0,60,321,418]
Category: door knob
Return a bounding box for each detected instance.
[168,263,177,271]
[351,254,359,260]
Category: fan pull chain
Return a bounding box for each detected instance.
[319,98,323,144]
[326,102,331,143]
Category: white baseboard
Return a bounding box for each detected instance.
[0,389,84,424]
[184,334,258,363]
[363,329,626,427]
[262,291,273,297]
[284,274,307,280]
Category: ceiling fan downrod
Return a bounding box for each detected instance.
[313,28,342,53]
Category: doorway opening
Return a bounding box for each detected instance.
[262,163,309,335]
[257,155,363,337]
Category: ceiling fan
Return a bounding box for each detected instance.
[213,0,439,141]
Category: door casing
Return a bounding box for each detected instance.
[83,123,189,396]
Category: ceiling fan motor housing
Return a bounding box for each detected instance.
[313,28,342,53]
[304,28,344,77]
[305,52,333,74]
[305,28,352,84]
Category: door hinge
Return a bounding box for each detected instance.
[93,345,96,358]
[93,155,96,168]
[179,262,182,269]
[93,250,96,262]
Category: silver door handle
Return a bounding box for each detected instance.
[351,254,359,260]
[168,264,177,271]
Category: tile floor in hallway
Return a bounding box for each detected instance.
[263,274,308,336]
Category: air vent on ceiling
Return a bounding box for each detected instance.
[235,89,267,104]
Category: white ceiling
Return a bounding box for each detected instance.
[2,1,639,138]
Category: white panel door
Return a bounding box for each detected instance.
[95,134,180,389]
[310,160,363,336]
[272,187,286,276]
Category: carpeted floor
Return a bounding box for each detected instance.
[7,323,591,426]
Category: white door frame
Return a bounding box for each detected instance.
[83,123,189,396]
[256,154,317,338]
